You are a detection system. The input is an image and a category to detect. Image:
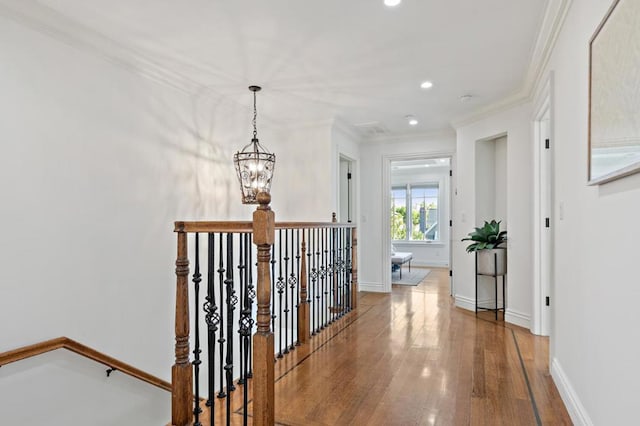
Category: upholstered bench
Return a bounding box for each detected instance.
[391,252,413,279]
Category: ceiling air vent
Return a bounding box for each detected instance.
[354,121,389,137]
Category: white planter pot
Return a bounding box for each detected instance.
[477,248,507,276]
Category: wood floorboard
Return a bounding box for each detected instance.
[197,267,571,425]
[282,268,571,425]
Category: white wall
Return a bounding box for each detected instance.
[0,350,170,425]
[271,122,335,221]
[0,15,335,384]
[534,0,640,423]
[359,134,455,292]
[453,104,532,329]
[494,137,508,227]
[474,135,507,226]
[475,138,498,225]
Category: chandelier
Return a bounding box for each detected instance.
[233,85,276,204]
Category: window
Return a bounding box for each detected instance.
[391,186,408,239]
[391,183,439,242]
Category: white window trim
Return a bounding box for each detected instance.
[391,179,443,244]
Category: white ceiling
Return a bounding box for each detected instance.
[29,0,547,137]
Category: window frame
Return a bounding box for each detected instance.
[391,180,443,243]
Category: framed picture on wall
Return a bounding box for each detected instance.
[588,0,640,185]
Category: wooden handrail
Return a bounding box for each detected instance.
[0,337,171,392]
[0,337,67,365]
[274,221,356,230]
[174,220,356,234]
[174,221,253,233]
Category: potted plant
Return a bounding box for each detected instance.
[462,220,507,275]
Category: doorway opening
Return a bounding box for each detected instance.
[382,155,452,292]
[474,134,508,309]
[339,156,355,223]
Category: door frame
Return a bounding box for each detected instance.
[338,155,355,223]
[381,151,455,293]
[532,73,555,336]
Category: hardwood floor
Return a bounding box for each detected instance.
[203,267,571,425]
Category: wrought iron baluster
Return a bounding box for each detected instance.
[237,234,245,385]
[315,228,321,334]
[342,227,348,315]
[204,233,219,425]
[321,228,327,329]
[336,228,342,318]
[248,233,255,378]
[283,229,290,354]
[299,231,310,345]
[192,233,202,426]
[307,228,312,336]
[294,229,301,347]
[239,232,254,425]
[289,229,300,351]
[319,228,324,329]
[337,228,344,317]
[277,229,285,358]
[217,233,226,399]
[224,233,237,426]
[346,228,353,312]
[271,244,277,348]
[339,228,349,316]
[336,228,344,318]
[330,227,337,323]
[324,228,333,327]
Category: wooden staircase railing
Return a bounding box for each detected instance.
[171,194,357,425]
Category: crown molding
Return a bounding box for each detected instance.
[332,117,364,143]
[450,90,531,129]
[525,0,573,98]
[451,0,573,130]
[363,128,456,145]
[0,0,203,95]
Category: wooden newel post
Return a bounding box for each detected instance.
[172,231,193,426]
[298,233,309,344]
[253,192,275,426]
[351,227,358,310]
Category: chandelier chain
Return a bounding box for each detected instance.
[252,90,258,140]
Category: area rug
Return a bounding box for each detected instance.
[392,269,431,286]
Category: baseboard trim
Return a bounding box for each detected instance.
[412,261,449,268]
[455,295,475,311]
[358,281,385,293]
[505,309,530,329]
[551,358,593,426]
[455,295,505,312]
[455,296,530,328]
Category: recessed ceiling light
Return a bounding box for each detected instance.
[420,81,433,89]
[406,115,418,126]
[460,94,474,103]
[384,0,402,7]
